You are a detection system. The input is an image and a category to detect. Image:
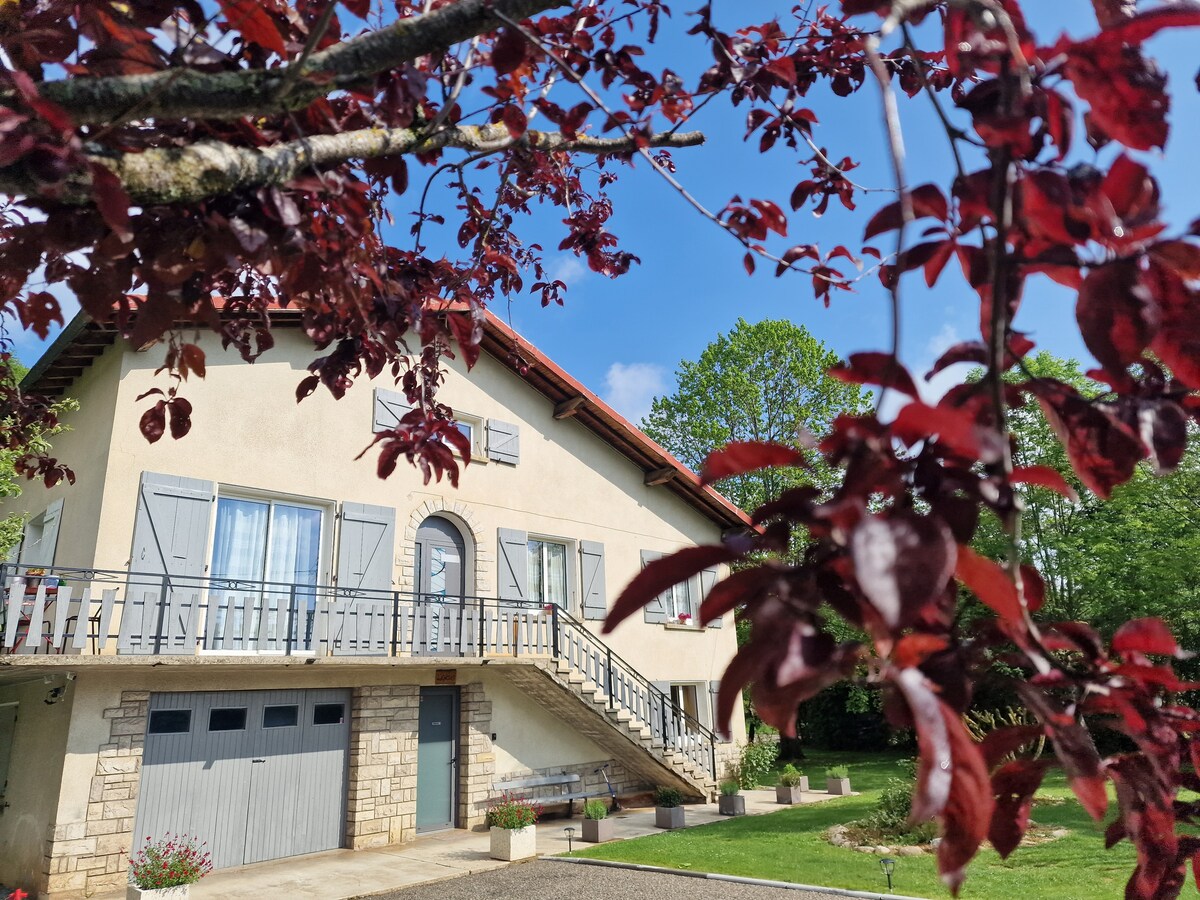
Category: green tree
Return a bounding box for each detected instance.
[972,352,1200,655]
[642,318,871,513]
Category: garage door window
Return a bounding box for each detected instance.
[148,709,191,734]
[313,703,344,726]
[209,707,248,731]
[263,705,299,728]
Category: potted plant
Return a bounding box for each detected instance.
[776,764,809,804]
[825,765,852,796]
[581,799,614,842]
[718,780,745,816]
[654,786,685,829]
[486,794,542,861]
[127,834,212,899]
[675,612,692,626]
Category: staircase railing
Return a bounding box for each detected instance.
[550,603,719,781]
[0,562,720,780]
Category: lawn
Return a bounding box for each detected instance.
[570,750,1142,900]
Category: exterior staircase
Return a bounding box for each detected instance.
[503,660,719,801]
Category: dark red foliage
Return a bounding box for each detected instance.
[6,2,1200,896]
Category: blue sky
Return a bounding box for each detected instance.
[13,2,1200,426]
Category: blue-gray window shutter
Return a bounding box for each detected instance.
[486,419,520,464]
[640,550,668,623]
[699,566,721,627]
[373,388,414,433]
[709,682,730,740]
[21,497,64,567]
[497,528,528,601]
[580,541,607,620]
[129,473,215,579]
[336,503,396,593]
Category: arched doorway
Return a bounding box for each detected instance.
[414,515,468,655]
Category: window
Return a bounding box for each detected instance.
[670,684,700,723]
[148,709,192,735]
[664,579,693,622]
[211,496,323,587]
[313,703,345,726]
[528,538,568,608]
[444,412,484,460]
[263,705,299,728]
[209,707,248,731]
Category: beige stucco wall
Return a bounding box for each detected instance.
[7,327,746,742]
[0,676,74,894]
[3,347,122,570]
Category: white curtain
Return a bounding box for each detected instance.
[209,498,268,649]
[264,505,322,647]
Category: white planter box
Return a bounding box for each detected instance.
[490,824,536,861]
[776,780,809,803]
[582,817,614,843]
[826,777,852,795]
[128,886,190,900]
[655,806,685,829]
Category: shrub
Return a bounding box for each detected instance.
[825,765,849,779]
[779,764,806,787]
[486,794,542,829]
[720,779,741,797]
[583,799,608,820]
[654,786,683,808]
[844,759,937,846]
[128,834,212,890]
[738,739,778,789]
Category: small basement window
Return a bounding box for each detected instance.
[263,705,299,728]
[147,709,192,735]
[313,703,345,726]
[208,707,248,732]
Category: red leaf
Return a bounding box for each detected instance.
[1150,240,1200,281]
[1011,465,1079,501]
[492,27,528,75]
[829,352,918,397]
[1021,564,1046,614]
[892,402,1001,463]
[1076,260,1158,381]
[89,163,131,238]
[850,512,955,629]
[698,565,779,625]
[179,344,206,380]
[893,633,950,669]
[1146,260,1200,389]
[743,252,755,275]
[139,401,166,444]
[1093,3,1200,47]
[1113,617,1180,657]
[501,104,527,139]
[955,546,1023,623]
[604,545,742,633]
[168,397,192,440]
[446,312,482,370]
[17,291,64,341]
[863,184,949,239]
[990,760,1050,859]
[980,725,1046,770]
[218,0,285,55]
[700,441,807,484]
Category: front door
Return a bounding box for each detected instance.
[415,687,459,833]
[414,516,467,655]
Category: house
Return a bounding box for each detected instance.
[0,308,750,898]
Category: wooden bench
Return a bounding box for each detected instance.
[492,773,600,815]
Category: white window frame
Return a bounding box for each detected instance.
[449,411,486,462]
[527,533,576,611]
[205,485,336,585]
[664,578,694,624]
[669,683,702,724]
[18,506,56,568]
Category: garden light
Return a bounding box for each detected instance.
[564,826,576,851]
[880,857,896,892]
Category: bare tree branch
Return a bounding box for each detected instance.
[24,0,568,125]
[3,125,704,206]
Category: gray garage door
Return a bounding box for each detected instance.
[134,689,350,869]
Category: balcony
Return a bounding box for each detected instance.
[0,564,569,658]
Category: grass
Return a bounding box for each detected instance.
[570,751,1139,900]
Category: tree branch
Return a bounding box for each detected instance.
[2,125,704,206]
[1091,0,1137,28]
[25,0,569,125]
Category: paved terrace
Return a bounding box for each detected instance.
[89,788,847,900]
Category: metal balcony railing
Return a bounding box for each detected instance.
[0,563,719,778]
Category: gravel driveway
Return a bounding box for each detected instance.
[364,859,847,900]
